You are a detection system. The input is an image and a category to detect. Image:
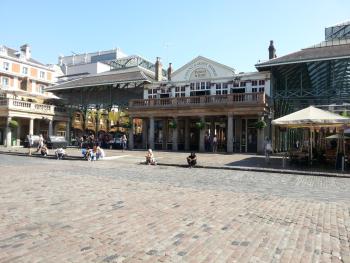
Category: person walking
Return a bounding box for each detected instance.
[28,134,34,155]
[121,134,127,152]
[264,137,272,164]
[212,135,218,153]
[36,134,44,153]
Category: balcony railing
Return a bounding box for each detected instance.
[129,92,267,108]
[0,98,67,116]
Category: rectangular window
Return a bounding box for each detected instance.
[216,83,222,90]
[252,88,258,93]
[40,71,45,79]
[231,88,245,93]
[240,81,246,87]
[2,77,9,86]
[181,86,185,92]
[216,90,221,95]
[233,82,239,87]
[38,85,45,93]
[201,82,205,90]
[222,90,228,95]
[251,80,257,86]
[22,66,28,75]
[196,82,200,89]
[259,80,265,86]
[259,87,265,92]
[190,83,194,90]
[3,62,9,70]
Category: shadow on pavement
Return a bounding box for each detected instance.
[0,151,83,161]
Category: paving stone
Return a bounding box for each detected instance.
[0,154,350,262]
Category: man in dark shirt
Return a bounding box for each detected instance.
[187,152,197,168]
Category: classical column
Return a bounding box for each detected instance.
[65,121,70,143]
[235,117,241,152]
[5,117,12,147]
[257,116,265,154]
[128,117,134,150]
[149,116,155,150]
[227,115,234,153]
[172,117,178,151]
[48,120,53,136]
[29,118,34,136]
[199,116,205,152]
[184,117,190,151]
[162,119,167,150]
[142,119,148,149]
[16,123,21,146]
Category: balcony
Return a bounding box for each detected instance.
[129,92,269,117]
[130,92,267,108]
[0,98,67,117]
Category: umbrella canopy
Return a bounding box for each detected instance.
[326,134,350,139]
[272,106,350,128]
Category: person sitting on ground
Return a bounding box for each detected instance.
[96,146,105,160]
[187,152,197,168]
[55,147,66,160]
[41,144,49,157]
[145,149,156,165]
[88,147,96,161]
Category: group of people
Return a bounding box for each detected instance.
[27,134,66,160]
[204,134,218,152]
[82,146,105,161]
[144,149,197,168]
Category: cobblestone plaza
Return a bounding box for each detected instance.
[1,154,350,262]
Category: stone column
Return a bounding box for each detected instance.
[65,121,70,143]
[128,117,134,150]
[48,120,53,136]
[29,118,34,135]
[162,119,167,150]
[142,119,148,149]
[235,117,241,152]
[184,117,190,151]
[149,116,155,150]
[257,116,265,154]
[16,123,21,146]
[5,117,12,147]
[227,115,234,153]
[172,117,178,151]
[199,116,205,152]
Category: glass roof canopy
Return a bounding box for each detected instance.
[109,55,167,76]
[271,57,350,109]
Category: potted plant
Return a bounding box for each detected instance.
[168,121,177,129]
[9,119,19,129]
[195,121,205,130]
[255,120,267,130]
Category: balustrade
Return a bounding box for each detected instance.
[129,92,266,108]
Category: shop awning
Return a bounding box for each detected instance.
[272,106,350,128]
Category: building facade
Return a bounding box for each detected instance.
[256,22,350,151]
[128,56,271,153]
[0,44,69,146]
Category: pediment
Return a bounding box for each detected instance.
[172,56,235,82]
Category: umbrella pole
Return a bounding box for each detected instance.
[310,128,313,165]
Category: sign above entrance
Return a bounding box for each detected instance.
[172,56,235,82]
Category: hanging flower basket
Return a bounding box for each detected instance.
[195,121,205,130]
[255,120,267,130]
[122,122,132,129]
[9,120,19,129]
[168,121,177,129]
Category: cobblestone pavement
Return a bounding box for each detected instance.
[0,155,350,262]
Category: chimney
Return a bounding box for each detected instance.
[20,44,31,60]
[268,40,276,60]
[155,57,163,82]
[167,63,173,81]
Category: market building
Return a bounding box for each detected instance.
[256,21,350,151]
[0,44,68,146]
[128,56,271,153]
[47,55,166,145]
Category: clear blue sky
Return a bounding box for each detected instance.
[1,0,349,72]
